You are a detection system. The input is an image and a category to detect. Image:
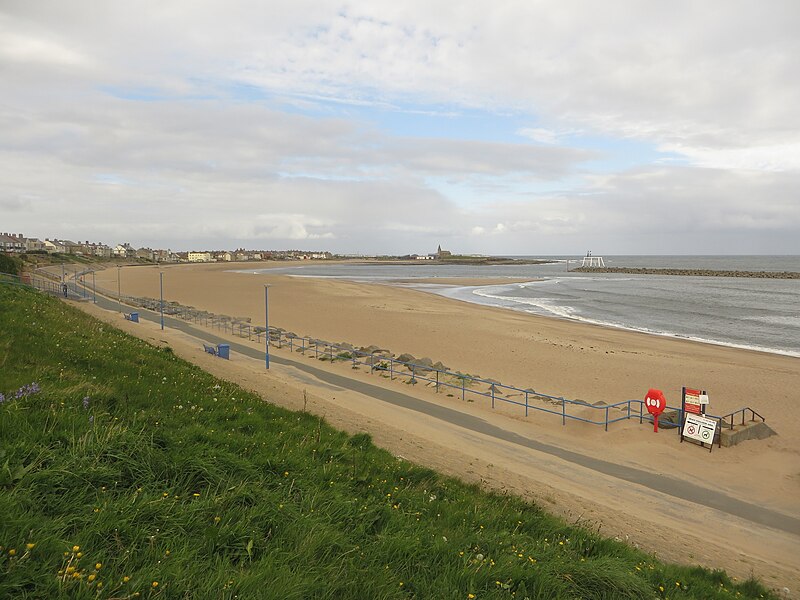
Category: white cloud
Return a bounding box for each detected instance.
[1,1,799,253]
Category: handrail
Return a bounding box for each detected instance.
[715,407,766,430]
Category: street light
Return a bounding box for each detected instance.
[159,271,164,330]
[264,284,271,369]
[92,271,96,304]
[117,265,121,312]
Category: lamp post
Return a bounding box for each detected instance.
[117,265,121,312]
[92,271,96,304]
[159,271,164,330]
[264,284,270,369]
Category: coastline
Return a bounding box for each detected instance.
[422,281,800,359]
[94,261,799,428]
[82,261,800,590]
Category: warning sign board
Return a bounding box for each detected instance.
[683,413,717,446]
[684,388,702,415]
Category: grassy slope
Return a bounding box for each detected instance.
[0,285,775,599]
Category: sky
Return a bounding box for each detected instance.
[1,1,799,255]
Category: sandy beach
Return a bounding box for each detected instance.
[83,261,800,589]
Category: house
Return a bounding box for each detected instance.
[114,243,135,258]
[153,249,177,263]
[26,238,46,252]
[0,233,26,253]
[217,252,233,262]
[414,254,434,260]
[136,247,155,261]
[43,239,67,254]
[188,252,212,262]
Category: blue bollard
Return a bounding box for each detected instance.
[130,312,139,323]
[217,344,230,360]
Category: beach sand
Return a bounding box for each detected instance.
[84,261,800,589]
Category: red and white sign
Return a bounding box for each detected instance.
[644,389,667,432]
[684,388,702,415]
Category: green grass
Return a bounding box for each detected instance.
[0,284,776,599]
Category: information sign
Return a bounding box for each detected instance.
[684,387,702,415]
[682,413,718,450]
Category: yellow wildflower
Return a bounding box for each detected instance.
[72,545,80,552]
[26,543,36,550]
[8,549,16,556]
[95,562,102,570]
[152,581,159,588]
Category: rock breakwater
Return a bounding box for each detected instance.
[571,267,799,279]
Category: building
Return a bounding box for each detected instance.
[42,239,67,253]
[435,244,452,258]
[136,247,155,261]
[0,233,26,253]
[25,238,46,252]
[188,252,212,262]
[114,243,135,258]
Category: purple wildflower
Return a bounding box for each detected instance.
[0,392,5,404]
[83,396,90,410]
[88,415,94,424]
[14,382,41,399]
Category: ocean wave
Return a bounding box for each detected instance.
[448,286,800,358]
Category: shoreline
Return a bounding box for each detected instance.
[76,265,800,590]
[92,262,799,418]
[414,282,800,359]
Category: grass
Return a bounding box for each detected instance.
[0,284,777,599]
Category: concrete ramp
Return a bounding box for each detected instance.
[719,420,776,447]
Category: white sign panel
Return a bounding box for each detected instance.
[683,414,717,445]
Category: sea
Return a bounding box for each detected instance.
[238,256,800,358]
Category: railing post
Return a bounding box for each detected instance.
[390,358,394,380]
[436,371,439,393]
[562,397,566,426]
[462,377,465,401]
[605,406,609,431]
[491,385,495,409]
[525,390,528,417]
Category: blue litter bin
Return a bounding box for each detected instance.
[217,344,230,360]
[130,312,139,323]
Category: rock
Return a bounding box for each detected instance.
[397,353,416,364]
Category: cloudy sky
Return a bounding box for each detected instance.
[2,1,799,255]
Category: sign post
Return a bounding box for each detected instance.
[644,388,667,433]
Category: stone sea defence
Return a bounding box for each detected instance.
[571,267,800,279]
